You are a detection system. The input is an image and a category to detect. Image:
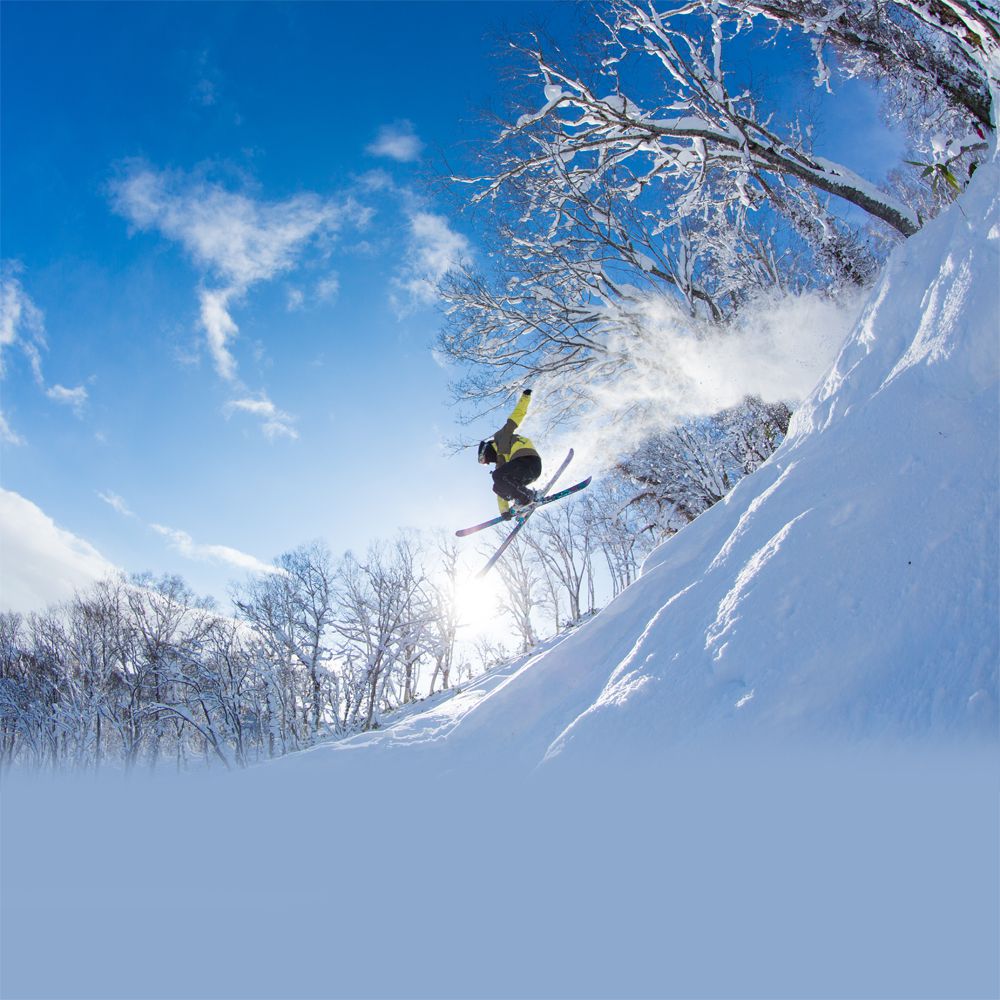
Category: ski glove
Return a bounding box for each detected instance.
[501,509,515,520]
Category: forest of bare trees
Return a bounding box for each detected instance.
[438,0,994,512]
[4,1,994,773]
[440,0,993,407]
[0,395,798,774]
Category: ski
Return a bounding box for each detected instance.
[476,481,590,577]
[454,513,511,538]
[478,462,591,578]
[455,475,593,538]
[520,475,593,517]
[456,448,575,538]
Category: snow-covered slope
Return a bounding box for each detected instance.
[4,141,998,1000]
[282,155,999,782]
[543,156,1000,757]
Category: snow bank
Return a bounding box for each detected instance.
[332,153,999,774]
[4,126,998,1000]
[541,155,999,761]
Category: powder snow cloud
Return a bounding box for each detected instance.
[546,287,867,476]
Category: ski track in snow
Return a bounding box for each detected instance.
[542,582,697,763]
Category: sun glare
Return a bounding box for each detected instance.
[455,569,506,638]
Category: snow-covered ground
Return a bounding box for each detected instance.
[3,149,998,1000]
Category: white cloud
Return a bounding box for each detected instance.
[193,50,220,108]
[197,286,240,381]
[1,263,93,423]
[111,166,346,288]
[97,490,136,518]
[225,394,298,441]
[286,273,338,312]
[358,169,396,192]
[0,262,46,383]
[367,121,424,163]
[0,489,119,614]
[110,164,354,382]
[315,272,340,303]
[0,411,24,446]
[392,211,471,314]
[150,523,278,575]
[95,489,278,578]
[194,77,218,107]
[46,383,89,416]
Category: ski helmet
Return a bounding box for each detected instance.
[477,439,496,464]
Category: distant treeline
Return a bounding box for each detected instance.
[1,407,791,771]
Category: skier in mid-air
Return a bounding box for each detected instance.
[461,389,589,572]
[477,387,541,520]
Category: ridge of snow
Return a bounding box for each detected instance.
[295,154,998,778]
[6,134,999,1000]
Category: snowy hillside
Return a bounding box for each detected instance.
[277,152,999,778]
[4,133,998,1000]
[542,148,1000,758]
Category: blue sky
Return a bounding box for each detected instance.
[1,0,906,613]
[0,1,591,610]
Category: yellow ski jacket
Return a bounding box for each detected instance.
[491,391,540,513]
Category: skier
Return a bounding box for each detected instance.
[477,388,541,520]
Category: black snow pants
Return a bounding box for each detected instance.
[492,455,542,506]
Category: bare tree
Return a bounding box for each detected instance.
[491,532,543,652]
[616,394,791,535]
[275,543,337,736]
[233,542,337,742]
[0,612,25,769]
[426,534,462,694]
[333,537,433,731]
[526,503,595,625]
[123,574,212,769]
[483,2,926,234]
[189,618,265,768]
[473,635,511,677]
[581,480,655,596]
[232,567,303,754]
[723,1,996,131]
